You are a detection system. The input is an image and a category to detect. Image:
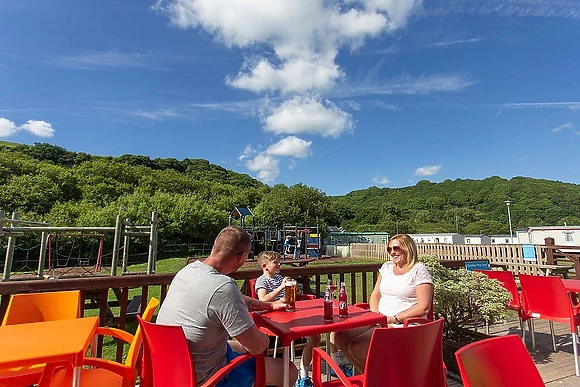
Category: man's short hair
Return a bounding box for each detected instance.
[212,226,251,258]
[257,251,281,266]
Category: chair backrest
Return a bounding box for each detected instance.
[1,290,81,326]
[455,334,544,387]
[362,318,446,387]
[248,278,259,299]
[125,297,160,368]
[138,316,195,387]
[518,274,573,323]
[475,270,521,312]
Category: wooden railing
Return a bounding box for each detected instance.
[0,263,381,362]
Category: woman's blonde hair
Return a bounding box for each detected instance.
[388,234,419,268]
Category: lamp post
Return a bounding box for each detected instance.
[505,200,513,243]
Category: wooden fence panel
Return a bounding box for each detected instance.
[351,243,550,276]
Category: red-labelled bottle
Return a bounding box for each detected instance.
[338,282,348,318]
[323,287,333,322]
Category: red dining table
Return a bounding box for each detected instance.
[563,279,580,293]
[253,298,388,387]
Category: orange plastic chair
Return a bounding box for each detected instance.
[0,290,81,387]
[1,290,81,326]
[49,297,160,387]
[137,316,266,387]
[475,270,524,334]
[311,318,446,387]
[1,361,73,387]
[518,274,580,376]
[455,334,544,387]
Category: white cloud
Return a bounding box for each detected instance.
[263,97,354,138]
[414,164,442,176]
[0,117,18,137]
[266,136,312,158]
[551,122,574,134]
[245,153,280,183]
[159,0,422,94]
[227,56,343,94]
[426,0,580,20]
[332,73,475,98]
[241,136,313,182]
[372,175,390,185]
[238,144,256,161]
[0,118,55,138]
[500,102,580,110]
[52,52,163,70]
[20,120,55,137]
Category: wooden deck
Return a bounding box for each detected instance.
[473,317,579,386]
[292,317,579,386]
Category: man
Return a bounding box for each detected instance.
[157,226,297,387]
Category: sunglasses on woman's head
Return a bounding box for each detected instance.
[387,245,403,254]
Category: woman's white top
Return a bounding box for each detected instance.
[377,261,433,317]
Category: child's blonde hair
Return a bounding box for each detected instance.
[257,251,282,266]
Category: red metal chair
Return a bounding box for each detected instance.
[475,270,524,334]
[519,274,580,376]
[455,334,544,387]
[137,316,266,387]
[311,318,446,387]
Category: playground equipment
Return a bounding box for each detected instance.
[280,225,320,260]
[0,210,159,281]
[227,207,320,261]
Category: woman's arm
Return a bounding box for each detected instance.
[391,283,434,323]
[368,273,382,313]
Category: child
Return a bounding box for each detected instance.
[255,251,321,387]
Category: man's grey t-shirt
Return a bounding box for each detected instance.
[157,260,254,384]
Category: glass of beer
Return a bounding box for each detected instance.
[285,278,297,311]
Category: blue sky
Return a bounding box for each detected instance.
[1,0,579,196]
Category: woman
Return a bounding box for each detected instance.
[333,234,434,373]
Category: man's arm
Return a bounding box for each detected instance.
[234,324,270,354]
[243,294,286,312]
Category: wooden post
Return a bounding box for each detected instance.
[2,212,18,282]
[37,231,48,277]
[147,212,158,275]
[545,237,555,265]
[122,234,130,274]
[110,215,124,276]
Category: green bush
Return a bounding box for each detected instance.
[420,255,512,339]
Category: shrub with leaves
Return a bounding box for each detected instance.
[420,254,512,339]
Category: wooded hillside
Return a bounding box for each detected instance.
[1,142,579,246]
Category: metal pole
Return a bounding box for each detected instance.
[147,212,158,274]
[110,215,124,276]
[122,234,130,274]
[37,231,48,277]
[2,212,18,281]
[505,200,513,242]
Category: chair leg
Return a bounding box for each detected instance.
[518,316,524,338]
[572,332,580,377]
[290,340,295,361]
[549,321,556,352]
[273,336,278,358]
[530,319,536,350]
